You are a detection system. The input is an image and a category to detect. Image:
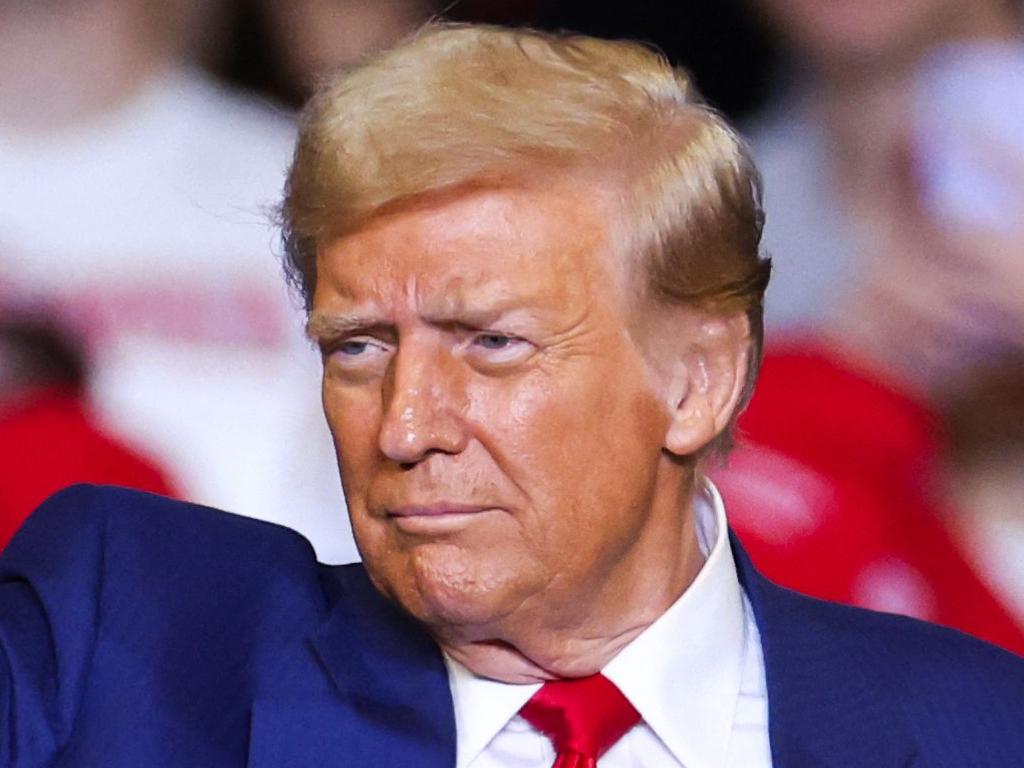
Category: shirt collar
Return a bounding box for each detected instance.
[602,478,748,768]
[445,654,541,767]
[445,479,750,768]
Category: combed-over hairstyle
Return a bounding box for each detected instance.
[281,23,770,450]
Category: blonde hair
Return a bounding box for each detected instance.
[281,23,770,444]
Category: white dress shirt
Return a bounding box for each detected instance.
[445,480,773,767]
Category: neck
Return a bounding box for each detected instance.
[439,472,706,683]
[0,2,177,134]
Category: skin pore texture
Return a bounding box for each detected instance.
[310,179,751,683]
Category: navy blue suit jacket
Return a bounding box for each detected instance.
[2,485,1023,767]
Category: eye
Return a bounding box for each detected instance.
[474,333,514,350]
[324,335,393,378]
[465,331,534,368]
[339,339,374,356]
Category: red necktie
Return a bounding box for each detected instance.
[519,674,641,768]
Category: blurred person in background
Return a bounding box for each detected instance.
[713,342,1024,654]
[260,0,435,100]
[744,0,1022,336]
[0,315,175,548]
[711,0,1024,652]
[0,0,356,561]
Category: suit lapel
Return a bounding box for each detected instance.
[248,537,919,767]
[731,533,918,768]
[248,565,456,768]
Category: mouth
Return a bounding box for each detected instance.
[388,503,492,517]
[385,503,498,532]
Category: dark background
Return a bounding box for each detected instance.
[215,0,781,121]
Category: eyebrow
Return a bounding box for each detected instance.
[305,294,543,342]
[305,312,386,342]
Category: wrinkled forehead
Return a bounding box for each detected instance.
[311,180,637,319]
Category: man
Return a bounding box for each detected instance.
[2,23,1023,768]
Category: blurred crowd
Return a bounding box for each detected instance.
[716,0,1024,653]
[1,0,1022,653]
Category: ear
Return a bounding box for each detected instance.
[663,313,751,457]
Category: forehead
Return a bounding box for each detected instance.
[312,182,628,315]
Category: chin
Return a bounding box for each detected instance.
[377,542,539,635]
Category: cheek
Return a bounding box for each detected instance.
[465,359,664,523]
[463,372,569,489]
[322,383,382,493]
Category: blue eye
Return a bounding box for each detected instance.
[339,340,370,355]
[324,335,392,376]
[475,334,512,350]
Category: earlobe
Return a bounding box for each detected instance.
[662,314,751,457]
[663,356,719,457]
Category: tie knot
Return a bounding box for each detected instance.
[519,674,641,764]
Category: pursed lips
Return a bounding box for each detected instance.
[386,503,493,518]
[383,503,502,533]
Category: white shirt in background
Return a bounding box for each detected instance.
[0,68,358,563]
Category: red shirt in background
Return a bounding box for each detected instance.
[712,339,1024,656]
[0,388,177,548]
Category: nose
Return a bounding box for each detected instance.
[378,341,469,465]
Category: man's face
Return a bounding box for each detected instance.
[311,182,679,638]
